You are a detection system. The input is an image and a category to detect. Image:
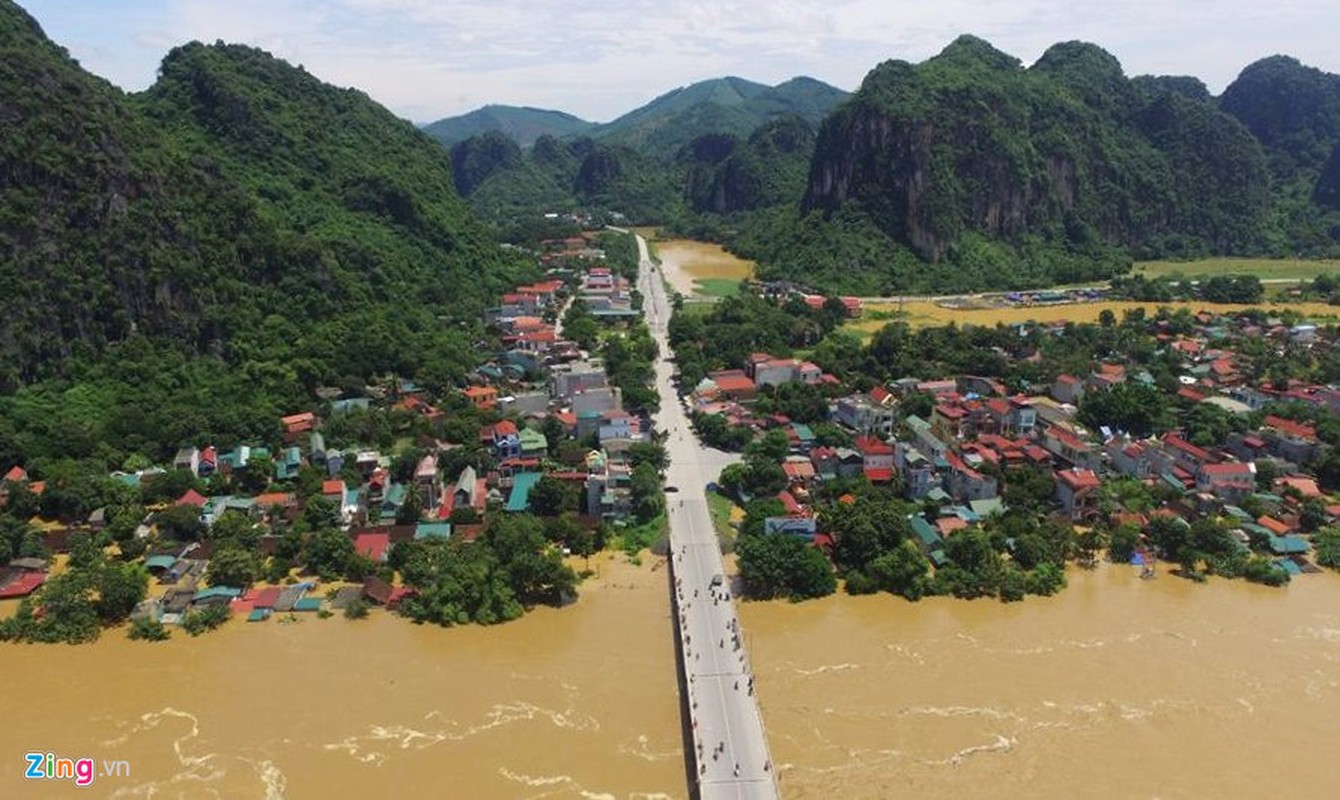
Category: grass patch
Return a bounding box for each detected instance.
[706,491,738,553]
[1133,258,1340,281]
[694,278,742,298]
[613,511,668,557]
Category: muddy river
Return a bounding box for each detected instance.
[746,563,1340,800]
[3,557,1338,799]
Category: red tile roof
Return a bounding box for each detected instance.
[3,466,27,483]
[176,489,208,507]
[281,412,316,433]
[494,420,519,436]
[863,467,894,483]
[854,436,894,456]
[1257,516,1291,536]
[354,532,391,562]
[1056,468,1102,490]
[712,372,756,393]
[1200,462,1253,478]
[1264,415,1316,440]
[322,479,346,496]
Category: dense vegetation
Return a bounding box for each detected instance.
[0,2,529,466]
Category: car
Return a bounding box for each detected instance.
[665,486,679,493]
[710,574,724,587]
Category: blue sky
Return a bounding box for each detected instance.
[22,0,1340,124]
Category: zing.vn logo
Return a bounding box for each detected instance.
[23,752,130,788]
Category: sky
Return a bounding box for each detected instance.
[21,0,1340,124]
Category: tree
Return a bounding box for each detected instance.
[96,562,149,622]
[206,545,258,588]
[1078,382,1171,438]
[155,504,205,542]
[306,529,355,579]
[737,532,836,601]
[396,485,424,525]
[529,476,581,517]
[627,442,669,472]
[67,531,104,571]
[1108,523,1141,564]
[866,540,932,600]
[1315,527,1340,569]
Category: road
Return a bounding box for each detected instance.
[635,234,780,799]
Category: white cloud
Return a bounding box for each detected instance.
[19,0,1340,123]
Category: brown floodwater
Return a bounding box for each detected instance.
[5,557,1339,799]
[0,553,685,800]
[742,564,1340,800]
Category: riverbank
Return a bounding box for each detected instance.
[742,561,1340,800]
[0,551,685,800]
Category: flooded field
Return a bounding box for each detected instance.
[0,553,684,800]
[743,564,1340,800]
[652,239,755,298]
[850,299,1340,333]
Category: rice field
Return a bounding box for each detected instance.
[845,299,1340,334]
[1132,258,1340,281]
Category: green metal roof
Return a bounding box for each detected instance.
[506,472,542,512]
[414,522,452,540]
[292,598,323,612]
[910,516,943,548]
[1267,534,1310,555]
[145,555,177,570]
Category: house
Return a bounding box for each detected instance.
[894,443,939,499]
[275,446,304,481]
[197,447,217,477]
[414,455,441,512]
[173,447,201,475]
[1107,435,1155,479]
[709,370,757,402]
[1261,415,1322,465]
[1055,467,1103,521]
[1050,374,1084,405]
[810,446,839,481]
[781,458,817,486]
[854,436,895,483]
[464,385,499,411]
[1160,434,1217,472]
[1041,425,1100,471]
[354,531,391,563]
[281,412,316,439]
[1195,461,1255,503]
[835,448,865,479]
[176,489,208,508]
[379,484,409,522]
[309,433,327,468]
[505,472,542,512]
[1088,363,1126,391]
[834,394,897,437]
[489,421,522,459]
[909,516,947,566]
[2,465,29,484]
[906,415,948,460]
[519,428,548,458]
[943,451,998,502]
[598,410,634,443]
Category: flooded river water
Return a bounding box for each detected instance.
[4,557,1339,799]
[744,563,1340,800]
[0,554,684,799]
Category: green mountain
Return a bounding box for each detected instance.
[0,0,525,463]
[422,104,595,148]
[682,116,817,214]
[1220,56,1340,241]
[449,133,679,222]
[592,75,847,160]
[740,37,1286,294]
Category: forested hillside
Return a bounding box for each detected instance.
[737,38,1340,294]
[0,0,527,466]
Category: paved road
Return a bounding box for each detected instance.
[635,235,780,799]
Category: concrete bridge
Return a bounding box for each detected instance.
[634,234,780,800]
